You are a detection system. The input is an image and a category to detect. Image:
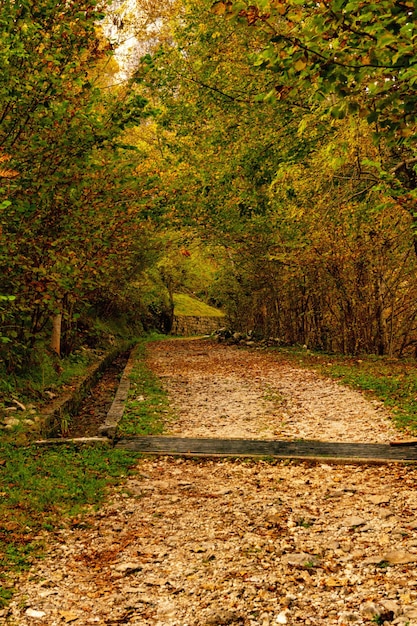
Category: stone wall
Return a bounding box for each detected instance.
[172,315,225,336]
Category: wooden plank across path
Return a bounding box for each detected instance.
[115,436,417,463]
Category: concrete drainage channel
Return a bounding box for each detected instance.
[35,343,136,448]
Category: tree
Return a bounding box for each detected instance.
[138,0,417,355]
[0,0,158,365]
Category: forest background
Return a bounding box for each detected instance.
[1,0,417,395]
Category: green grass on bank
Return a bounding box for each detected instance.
[118,335,175,437]
[0,444,140,606]
[274,346,417,434]
[173,293,225,317]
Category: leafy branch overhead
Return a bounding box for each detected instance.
[211,0,417,139]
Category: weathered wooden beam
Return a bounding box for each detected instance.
[114,436,417,463]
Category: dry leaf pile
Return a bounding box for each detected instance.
[4,339,417,626]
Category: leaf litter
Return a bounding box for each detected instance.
[4,339,417,626]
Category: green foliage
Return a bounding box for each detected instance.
[233,0,417,142]
[137,0,417,357]
[118,336,174,436]
[0,0,160,369]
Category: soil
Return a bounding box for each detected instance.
[5,338,417,626]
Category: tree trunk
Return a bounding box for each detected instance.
[51,313,62,357]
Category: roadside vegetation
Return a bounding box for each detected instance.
[0,334,171,608]
[173,293,225,318]
[119,335,175,437]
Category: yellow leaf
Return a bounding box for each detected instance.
[211,1,227,15]
[288,10,303,21]
[294,58,307,71]
[0,168,19,178]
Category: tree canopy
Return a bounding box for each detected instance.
[2,0,417,374]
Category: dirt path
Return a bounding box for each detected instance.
[5,339,417,626]
[146,339,398,443]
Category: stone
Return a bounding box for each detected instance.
[114,562,143,574]
[339,611,360,622]
[383,551,417,565]
[25,608,47,618]
[3,416,20,427]
[381,600,401,616]
[344,516,367,528]
[360,602,382,619]
[205,610,242,625]
[366,494,391,505]
[281,553,320,568]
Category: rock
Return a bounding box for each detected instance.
[360,602,383,619]
[381,600,401,616]
[344,516,367,528]
[25,608,47,618]
[364,555,387,565]
[113,562,143,574]
[382,551,417,565]
[59,610,79,623]
[3,417,20,428]
[339,611,360,623]
[205,610,243,625]
[281,553,320,568]
[366,494,391,505]
[276,611,288,624]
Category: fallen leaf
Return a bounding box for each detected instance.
[60,611,79,623]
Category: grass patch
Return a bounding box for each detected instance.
[275,346,417,434]
[0,345,97,404]
[173,293,225,317]
[0,442,139,606]
[118,336,175,437]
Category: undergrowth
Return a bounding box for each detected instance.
[275,346,417,434]
[118,334,175,436]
